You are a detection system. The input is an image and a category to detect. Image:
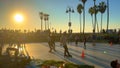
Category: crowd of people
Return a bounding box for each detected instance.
[47,31,87,58]
[48,31,72,57]
[47,31,120,68]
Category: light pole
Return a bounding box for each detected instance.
[66,7,74,33]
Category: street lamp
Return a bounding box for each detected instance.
[66,7,74,33]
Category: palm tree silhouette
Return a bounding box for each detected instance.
[46,14,49,30]
[44,14,47,30]
[77,3,83,33]
[106,0,109,33]
[98,1,107,32]
[39,12,43,31]
[44,14,49,30]
[89,7,94,28]
[80,0,87,35]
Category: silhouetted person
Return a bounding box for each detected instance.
[51,34,56,51]
[60,32,72,57]
[111,60,120,68]
[0,41,4,56]
[48,34,56,52]
[75,35,79,46]
[0,45,2,56]
[83,36,86,49]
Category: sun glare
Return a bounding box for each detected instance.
[14,14,24,23]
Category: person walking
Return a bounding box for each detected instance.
[48,34,56,52]
[51,34,56,51]
[60,32,72,57]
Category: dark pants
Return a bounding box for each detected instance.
[63,44,70,56]
[84,41,86,49]
[0,46,2,56]
[48,42,55,52]
[75,40,78,46]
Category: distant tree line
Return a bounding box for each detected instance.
[0,29,50,44]
[0,29,120,44]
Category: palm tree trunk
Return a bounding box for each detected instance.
[94,10,97,33]
[91,15,94,28]
[106,0,109,32]
[47,20,49,30]
[80,14,82,33]
[101,14,103,32]
[93,0,96,46]
[41,19,43,31]
[96,18,99,33]
[83,3,85,35]
[45,21,46,30]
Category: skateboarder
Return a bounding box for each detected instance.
[60,32,72,57]
[48,34,56,52]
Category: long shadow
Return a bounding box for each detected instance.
[56,44,111,68]
[43,44,85,64]
[53,50,85,65]
[91,44,120,53]
[58,46,110,68]
[86,46,120,58]
[43,43,111,68]
[80,43,120,54]
[68,46,112,62]
[77,44,120,58]
[57,44,110,63]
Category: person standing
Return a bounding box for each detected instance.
[60,32,72,57]
[75,35,79,46]
[83,36,86,49]
[51,34,56,51]
[48,34,52,52]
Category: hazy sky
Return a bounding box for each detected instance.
[0,0,120,33]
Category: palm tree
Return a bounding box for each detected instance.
[106,0,109,33]
[39,12,43,31]
[94,5,100,33]
[98,1,107,32]
[44,14,49,30]
[81,0,87,34]
[89,7,94,28]
[89,5,99,33]
[46,14,49,30]
[77,3,83,33]
[44,14,47,30]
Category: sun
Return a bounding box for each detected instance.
[14,14,24,23]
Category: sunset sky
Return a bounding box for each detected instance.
[0,0,120,33]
